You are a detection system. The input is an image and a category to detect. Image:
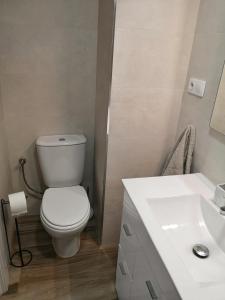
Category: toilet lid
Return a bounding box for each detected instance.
[42,186,90,227]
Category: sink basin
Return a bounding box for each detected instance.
[147,195,225,283]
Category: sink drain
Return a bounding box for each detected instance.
[192,244,209,259]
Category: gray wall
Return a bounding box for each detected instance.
[0,87,12,295]
[0,0,98,214]
[178,0,225,184]
[0,95,12,206]
[94,0,115,241]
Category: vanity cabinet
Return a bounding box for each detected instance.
[116,191,181,300]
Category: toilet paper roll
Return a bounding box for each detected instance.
[8,191,27,217]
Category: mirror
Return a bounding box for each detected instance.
[210,62,225,135]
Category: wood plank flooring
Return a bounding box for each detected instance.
[1,216,118,300]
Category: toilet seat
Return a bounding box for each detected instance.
[41,186,90,231]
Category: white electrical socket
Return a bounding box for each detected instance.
[188,78,206,97]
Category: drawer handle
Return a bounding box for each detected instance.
[146,280,158,299]
[123,224,132,236]
[119,262,127,276]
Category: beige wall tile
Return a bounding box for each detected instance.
[101,0,200,246]
[0,0,98,30]
[0,1,98,214]
[112,28,194,90]
[0,121,12,199]
[116,0,200,35]
[0,103,12,291]
[177,0,225,184]
[109,87,183,141]
[196,0,225,34]
[183,33,225,99]
[101,208,122,246]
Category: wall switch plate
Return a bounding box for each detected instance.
[188,78,206,97]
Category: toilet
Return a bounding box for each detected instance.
[36,134,90,258]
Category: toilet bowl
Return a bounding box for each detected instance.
[36,134,90,258]
[40,185,90,258]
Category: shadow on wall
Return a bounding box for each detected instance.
[15,142,45,214]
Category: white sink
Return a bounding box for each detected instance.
[147,194,225,283]
[122,174,225,299]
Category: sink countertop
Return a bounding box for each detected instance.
[122,173,225,300]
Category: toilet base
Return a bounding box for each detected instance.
[52,234,80,258]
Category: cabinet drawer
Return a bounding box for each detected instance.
[130,249,162,300]
[120,192,140,254]
[117,191,181,300]
[120,218,139,255]
[116,245,132,300]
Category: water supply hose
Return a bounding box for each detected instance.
[19,158,44,196]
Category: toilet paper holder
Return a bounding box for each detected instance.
[1,199,32,268]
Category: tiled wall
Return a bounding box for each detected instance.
[94,0,115,241]
[101,0,200,246]
[0,0,98,214]
[0,87,12,294]
[178,0,225,184]
[0,99,11,202]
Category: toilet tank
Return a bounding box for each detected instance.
[36,134,86,188]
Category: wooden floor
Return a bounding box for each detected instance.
[1,216,118,300]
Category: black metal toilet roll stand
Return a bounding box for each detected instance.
[1,199,32,268]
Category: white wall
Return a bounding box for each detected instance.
[101,0,200,246]
[178,0,225,184]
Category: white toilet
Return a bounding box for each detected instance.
[36,134,90,258]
